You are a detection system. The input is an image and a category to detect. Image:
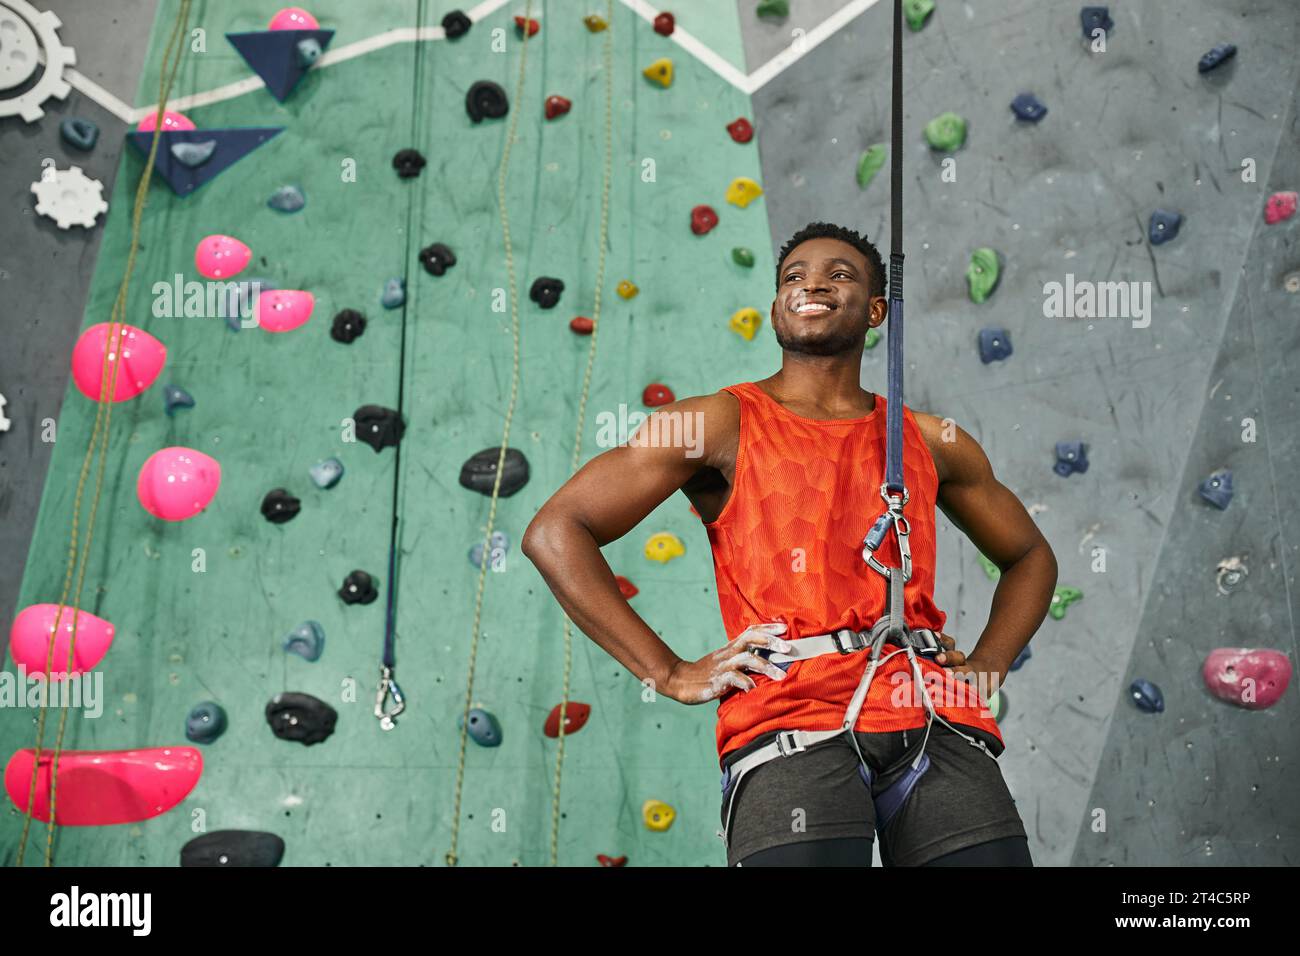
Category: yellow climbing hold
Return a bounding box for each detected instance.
[583,14,608,32]
[643,58,673,88]
[729,307,762,341]
[643,799,676,831]
[644,532,685,563]
[725,177,763,208]
[616,279,639,299]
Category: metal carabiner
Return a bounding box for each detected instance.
[375,664,406,731]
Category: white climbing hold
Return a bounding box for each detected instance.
[0,392,9,432]
[0,0,76,122]
[31,165,108,229]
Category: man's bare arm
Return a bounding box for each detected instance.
[521,393,790,703]
[923,417,1058,684]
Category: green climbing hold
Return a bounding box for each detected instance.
[904,0,935,31]
[988,689,1007,722]
[732,247,755,268]
[967,248,1001,303]
[977,552,1001,580]
[925,111,967,151]
[1048,586,1083,620]
[856,144,886,189]
[756,0,789,18]
[864,328,881,350]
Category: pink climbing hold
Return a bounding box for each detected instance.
[1203,648,1292,710]
[8,604,115,678]
[195,234,252,280]
[70,323,167,402]
[1264,191,1297,225]
[268,7,319,30]
[5,746,202,826]
[135,109,196,132]
[257,290,315,333]
[137,447,222,521]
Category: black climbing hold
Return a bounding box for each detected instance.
[459,447,530,497]
[466,80,509,123]
[1148,209,1183,245]
[392,148,427,179]
[443,9,472,38]
[419,242,457,276]
[1009,92,1047,123]
[60,117,99,151]
[1129,678,1164,714]
[163,384,195,416]
[1009,646,1032,672]
[339,569,378,605]
[353,404,406,452]
[283,620,325,661]
[1197,43,1237,74]
[977,328,1013,364]
[1079,6,1113,38]
[529,276,565,309]
[330,308,366,343]
[1053,441,1088,477]
[170,139,217,168]
[181,830,286,867]
[265,691,338,745]
[1198,469,1233,510]
[185,701,228,744]
[261,488,301,524]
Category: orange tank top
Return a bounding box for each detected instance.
[704,381,1005,764]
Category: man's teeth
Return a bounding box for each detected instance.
[796,303,831,313]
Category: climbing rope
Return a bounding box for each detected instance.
[14,0,193,868]
[549,0,614,868]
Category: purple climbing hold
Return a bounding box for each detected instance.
[1129,678,1164,714]
[1197,44,1237,74]
[1079,6,1113,39]
[978,328,1013,363]
[1198,469,1233,509]
[1148,209,1183,245]
[1009,93,1047,123]
[1054,441,1088,477]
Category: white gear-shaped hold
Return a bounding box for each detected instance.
[0,392,10,432]
[31,165,108,229]
[0,0,76,122]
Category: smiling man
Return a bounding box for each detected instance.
[522,221,1058,867]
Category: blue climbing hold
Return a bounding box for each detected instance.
[1129,678,1164,714]
[186,701,228,744]
[224,277,276,332]
[1054,441,1088,477]
[309,457,344,490]
[1009,646,1032,672]
[170,139,217,168]
[461,707,503,747]
[1009,93,1047,123]
[469,530,510,570]
[1197,43,1237,74]
[60,117,99,151]
[381,277,406,309]
[163,384,195,416]
[283,621,325,662]
[1148,209,1183,245]
[1079,6,1113,38]
[978,328,1013,363]
[1198,469,1233,510]
[267,184,305,212]
[296,37,323,68]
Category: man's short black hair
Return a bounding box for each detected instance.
[775,221,885,298]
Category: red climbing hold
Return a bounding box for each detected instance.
[690,205,719,235]
[570,316,594,335]
[544,702,592,738]
[597,854,628,867]
[1265,191,1297,225]
[654,12,675,36]
[514,15,539,36]
[545,95,571,120]
[615,575,639,598]
[688,504,700,519]
[727,117,754,143]
[643,383,675,407]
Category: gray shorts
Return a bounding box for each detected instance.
[719,720,1027,866]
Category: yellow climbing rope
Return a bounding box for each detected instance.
[446,0,614,867]
[15,0,193,868]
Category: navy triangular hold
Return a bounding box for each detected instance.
[226,29,335,102]
[128,127,285,196]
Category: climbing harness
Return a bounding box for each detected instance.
[717,0,998,853]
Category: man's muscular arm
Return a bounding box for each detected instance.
[917,414,1058,690]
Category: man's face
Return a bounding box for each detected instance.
[771,237,885,356]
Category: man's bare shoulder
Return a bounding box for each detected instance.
[636,389,740,473]
[910,409,988,486]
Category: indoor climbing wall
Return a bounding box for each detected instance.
[2,0,1296,869]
